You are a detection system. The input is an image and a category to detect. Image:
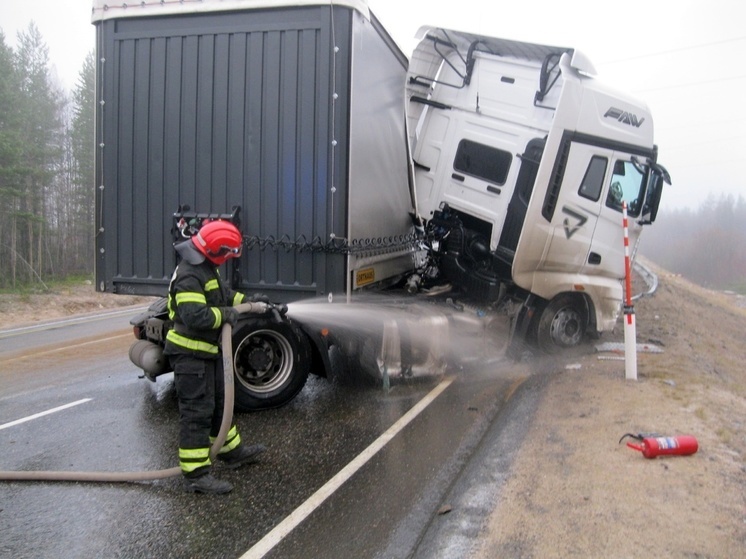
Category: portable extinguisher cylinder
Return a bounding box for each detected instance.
[628,435,699,458]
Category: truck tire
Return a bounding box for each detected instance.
[535,294,588,354]
[231,319,310,411]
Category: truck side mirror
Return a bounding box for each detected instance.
[640,168,670,224]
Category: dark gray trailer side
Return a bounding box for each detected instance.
[94,2,413,300]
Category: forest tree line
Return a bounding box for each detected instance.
[0,23,93,289]
[0,24,743,293]
[640,193,746,291]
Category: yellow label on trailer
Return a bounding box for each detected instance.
[356,268,375,287]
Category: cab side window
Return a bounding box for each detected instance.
[578,156,607,201]
[453,139,512,185]
[606,160,645,217]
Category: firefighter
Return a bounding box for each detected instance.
[164,219,266,494]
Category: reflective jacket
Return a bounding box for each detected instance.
[164,242,244,359]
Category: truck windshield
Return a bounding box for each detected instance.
[605,160,645,217]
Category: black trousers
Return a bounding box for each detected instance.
[171,354,226,451]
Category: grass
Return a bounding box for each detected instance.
[723,281,746,295]
[716,427,732,445]
[0,274,94,296]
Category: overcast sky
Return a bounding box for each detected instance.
[1,0,744,211]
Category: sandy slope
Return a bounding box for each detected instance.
[476,266,746,558]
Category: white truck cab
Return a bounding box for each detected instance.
[407,28,669,351]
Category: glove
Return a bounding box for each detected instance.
[249,293,271,304]
[220,307,239,327]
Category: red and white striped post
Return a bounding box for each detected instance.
[622,202,637,380]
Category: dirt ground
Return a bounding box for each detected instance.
[476,263,746,558]
[1,269,744,557]
[0,281,154,328]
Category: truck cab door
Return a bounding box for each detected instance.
[540,141,611,275]
[540,141,647,281]
[587,157,647,278]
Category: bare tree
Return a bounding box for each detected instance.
[9,22,64,287]
[641,193,746,291]
[68,51,96,275]
[0,31,24,288]
[0,25,95,289]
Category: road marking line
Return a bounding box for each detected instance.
[0,398,93,431]
[239,377,455,559]
[1,334,131,365]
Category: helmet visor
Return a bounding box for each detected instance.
[209,244,242,258]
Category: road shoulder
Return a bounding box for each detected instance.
[474,271,746,558]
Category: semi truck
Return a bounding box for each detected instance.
[91,0,670,410]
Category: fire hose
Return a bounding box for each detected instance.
[0,301,269,483]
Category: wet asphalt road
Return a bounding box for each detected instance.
[0,312,547,559]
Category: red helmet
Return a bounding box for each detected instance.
[191,220,243,265]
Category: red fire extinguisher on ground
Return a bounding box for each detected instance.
[619,433,699,458]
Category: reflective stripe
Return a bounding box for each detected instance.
[233,292,245,305]
[205,279,219,292]
[166,330,219,354]
[211,307,222,329]
[212,425,242,455]
[179,447,211,473]
[175,292,207,305]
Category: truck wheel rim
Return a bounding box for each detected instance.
[233,330,293,394]
[549,306,583,347]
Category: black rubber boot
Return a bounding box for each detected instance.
[184,473,233,494]
[218,444,267,469]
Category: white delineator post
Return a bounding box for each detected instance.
[622,202,638,380]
